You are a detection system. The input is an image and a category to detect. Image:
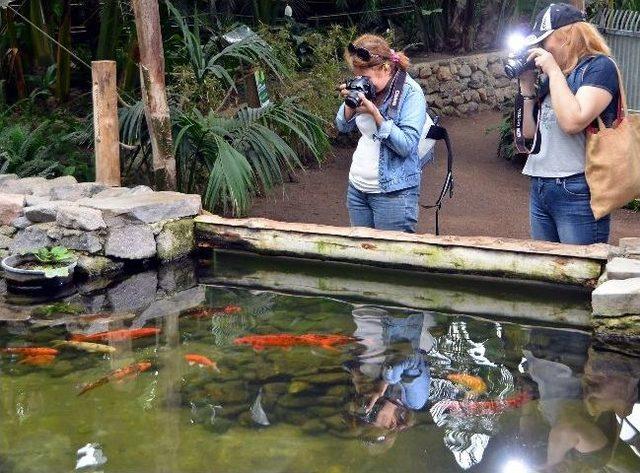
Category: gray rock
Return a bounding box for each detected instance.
[11,216,31,230]
[105,224,156,259]
[458,64,472,78]
[133,286,205,327]
[0,305,30,322]
[592,278,640,316]
[93,185,154,199]
[107,270,159,312]
[81,191,201,224]
[75,255,125,278]
[9,223,55,253]
[50,182,108,201]
[0,234,12,249]
[156,218,195,261]
[0,193,25,225]
[0,177,47,195]
[158,258,197,294]
[0,225,17,236]
[57,231,103,254]
[24,200,75,223]
[25,194,51,206]
[0,174,18,184]
[606,257,640,280]
[32,176,78,196]
[619,237,640,259]
[56,206,106,231]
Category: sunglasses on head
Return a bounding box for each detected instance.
[348,43,382,62]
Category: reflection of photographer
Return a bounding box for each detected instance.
[336,35,428,233]
[513,3,620,245]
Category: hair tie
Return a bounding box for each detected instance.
[390,49,400,63]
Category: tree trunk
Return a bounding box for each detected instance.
[55,0,71,101]
[97,0,121,60]
[92,61,121,186]
[131,0,177,191]
[29,0,54,67]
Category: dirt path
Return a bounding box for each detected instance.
[249,111,639,245]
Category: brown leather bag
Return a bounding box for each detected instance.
[585,64,640,220]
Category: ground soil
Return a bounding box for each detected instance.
[249,110,639,245]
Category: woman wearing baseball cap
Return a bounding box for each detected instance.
[518,3,619,244]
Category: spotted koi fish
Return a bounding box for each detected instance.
[233,333,357,351]
[53,340,116,354]
[71,328,160,343]
[18,354,56,366]
[186,305,242,318]
[445,391,533,416]
[78,361,152,396]
[184,354,220,371]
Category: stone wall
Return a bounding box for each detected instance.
[409,51,516,117]
[0,174,202,278]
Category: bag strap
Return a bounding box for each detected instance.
[588,58,627,133]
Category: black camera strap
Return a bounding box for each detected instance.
[513,83,541,155]
[386,69,407,120]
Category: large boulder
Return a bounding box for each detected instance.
[56,206,106,231]
[592,278,640,316]
[80,191,201,224]
[24,200,75,223]
[105,224,157,259]
[93,185,154,199]
[75,255,125,278]
[50,182,108,201]
[8,223,55,254]
[156,218,194,261]
[0,193,25,225]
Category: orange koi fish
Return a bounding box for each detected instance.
[18,354,56,366]
[1,347,59,356]
[447,373,488,396]
[184,354,220,372]
[78,361,152,396]
[233,333,356,351]
[445,391,533,416]
[71,328,160,343]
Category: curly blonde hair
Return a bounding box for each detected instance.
[344,34,410,72]
[553,22,612,74]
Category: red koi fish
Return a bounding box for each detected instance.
[71,328,160,343]
[233,333,357,351]
[186,305,242,318]
[18,354,57,366]
[446,391,533,416]
[78,361,152,396]
[1,347,59,356]
[184,354,220,372]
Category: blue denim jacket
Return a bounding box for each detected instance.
[335,73,427,193]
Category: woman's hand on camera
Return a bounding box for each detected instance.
[519,69,537,96]
[338,83,349,99]
[527,47,561,75]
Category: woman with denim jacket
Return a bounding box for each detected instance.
[336,34,427,233]
[519,3,619,244]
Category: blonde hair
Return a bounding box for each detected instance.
[553,22,612,74]
[344,34,411,72]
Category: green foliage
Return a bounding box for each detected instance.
[0,112,92,180]
[32,302,85,318]
[624,199,640,212]
[28,246,76,265]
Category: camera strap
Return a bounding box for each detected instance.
[513,86,541,155]
[386,69,406,120]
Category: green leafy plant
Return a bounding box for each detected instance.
[32,302,85,318]
[625,199,640,212]
[30,246,76,265]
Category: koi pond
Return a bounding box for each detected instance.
[1,254,639,473]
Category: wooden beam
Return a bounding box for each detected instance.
[195,215,610,286]
[92,60,121,186]
[131,0,177,191]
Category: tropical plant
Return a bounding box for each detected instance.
[29,246,76,265]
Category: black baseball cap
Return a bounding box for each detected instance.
[523,3,587,46]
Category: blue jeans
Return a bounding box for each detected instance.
[347,183,419,233]
[530,173,610,244]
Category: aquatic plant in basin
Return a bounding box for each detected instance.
[1,246,78,291]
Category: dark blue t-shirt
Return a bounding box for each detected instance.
[540,55,620,127]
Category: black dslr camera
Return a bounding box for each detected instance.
[344,76,376,109]
[504,52,536,79]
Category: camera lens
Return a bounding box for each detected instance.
[345,92,361,109]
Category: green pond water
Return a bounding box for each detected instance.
[1,270,639,473]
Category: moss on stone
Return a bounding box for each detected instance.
[156,218,195,261]
[76,254,125,278]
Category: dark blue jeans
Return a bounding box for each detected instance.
[347,183,419,233]
[529,173,610,244]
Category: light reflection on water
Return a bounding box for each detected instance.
[0,278,638,473]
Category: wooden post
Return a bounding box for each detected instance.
[131,0,177,191]
[92,60,121,186]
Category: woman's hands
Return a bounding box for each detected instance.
[527,47,562,76]
[338,83,384,126]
